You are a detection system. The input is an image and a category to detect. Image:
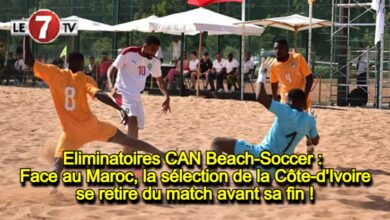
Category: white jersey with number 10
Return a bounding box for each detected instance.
[113,46,162,95]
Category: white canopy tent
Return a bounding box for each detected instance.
[150,7,263,36]
[61,16,114,32]
[0,16,114,32]
[113,15,158,32]
[243,14,332,49]
[0,22,10,30]
[149,7,264,96]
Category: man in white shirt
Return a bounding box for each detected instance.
[188,51,200,89]
[227,52,254,91]
[14,51,29,84]
[208,52,227,92]
[107,35,170,140]
[225,53,239,92]
[171,38,181,62]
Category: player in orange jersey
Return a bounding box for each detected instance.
[23,37,165,174]
[268,39,314,109]
[261,39,316,154]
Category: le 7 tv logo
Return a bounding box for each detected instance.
[11,9,78,44]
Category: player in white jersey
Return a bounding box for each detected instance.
[107,35,170,139]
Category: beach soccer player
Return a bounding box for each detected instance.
[23,36,166,174]
[260,39,316,153]
[107,35,170,140]
[266,39,314,108]
[210,58,320,179]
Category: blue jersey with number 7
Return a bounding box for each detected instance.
[260,100,318,155]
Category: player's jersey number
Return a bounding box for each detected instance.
[282,132,297,153]
[285,73,292,83]
[64,86,76,111]
[138,66,146,76]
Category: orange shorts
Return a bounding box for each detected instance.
[55,120,117,158]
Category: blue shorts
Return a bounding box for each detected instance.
[234,140,264,156]
[234,140,275,180]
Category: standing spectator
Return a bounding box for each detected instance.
[97,52,113,90]
[225,53,239,92]
[171,38,181,62]
[227,52,254,91]
[14,51,28,85]
[208,52,227,92]
[87,56,97,79]
[356,52,370,87]
[196,52,213,90]
[353,51,370,105]
[188,51,199,89]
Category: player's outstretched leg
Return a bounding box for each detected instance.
[108,129,165,157]
[127,116,138,139]
[210,137,237,155]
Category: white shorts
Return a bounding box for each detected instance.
[113,91,145,129]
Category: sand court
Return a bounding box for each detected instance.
[1,86,390,219]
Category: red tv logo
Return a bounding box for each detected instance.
[28,10,61,44]
[11,9,78,44]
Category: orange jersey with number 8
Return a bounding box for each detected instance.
[269,53,312,103]
[33,60,116,154]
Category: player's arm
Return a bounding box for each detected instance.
[23,36,34,68]
[298,54,314,98]
[267,61,279,101]
[309,135,320,146]
[304,74,313,98]
[271,82,279,101]
[256,57,274,109]
[307,118,320,146]
[152,61,171,114]
[108,52,126,91]
[256,82,272,109]
[155,76,171,114]
[107,65,118,91]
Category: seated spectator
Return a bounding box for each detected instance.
[188,51,199,89]
[208,52,227,92]
[225,53,239,92]
[195,52,213,90]
[227,52,254,91]
[2,52,17,85]
[165,52,189,88]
